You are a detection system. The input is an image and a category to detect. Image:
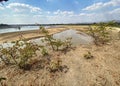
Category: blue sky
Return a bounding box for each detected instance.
[0,0,120,24]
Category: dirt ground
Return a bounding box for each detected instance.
[0,26,120,86]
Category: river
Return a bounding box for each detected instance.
[0,26,40,34]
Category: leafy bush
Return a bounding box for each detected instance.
[40,26,72,51]
[0,26,71,72]
[40,26,56,50]
[0,40,40,70]
[87,22,113,45]
[18,41,40,69]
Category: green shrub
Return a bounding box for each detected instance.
[18,41,40,69]
[0,40,40,70]
[40,26,72,51]
[87,22,113,45]
[40,26,56,50]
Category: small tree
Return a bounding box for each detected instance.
[40,26,72,51]
[40,26,56,50]
[87,22,113,45]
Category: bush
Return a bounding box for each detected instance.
[87,22,113,45]
[0,40,40,70]
[40,26,72,51]
[47,57,62,73]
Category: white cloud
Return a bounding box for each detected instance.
[53,10,74,16]
[109,8,120,14]
[32,8,120,24]
[83,0,120,11]
[82,2,103,11]
[6,3,41,12]
[0,2,120,24]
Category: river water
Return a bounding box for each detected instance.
[0,26,39,34]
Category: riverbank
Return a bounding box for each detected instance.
[0,27,67,43]
[0,25,88,44]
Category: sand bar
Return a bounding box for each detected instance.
[0,27,68,43]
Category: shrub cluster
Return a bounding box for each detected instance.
[87,22,113,45]
[0,41,40,70]
[0,26,72,72]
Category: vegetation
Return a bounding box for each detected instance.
[84,51,94,59]
[40,26,72,51]
[87,22,114,45]
[0,26,72,71]
[0,24,120,85]
[0,40,40,70]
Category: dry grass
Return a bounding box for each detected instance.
[0,26,120,86]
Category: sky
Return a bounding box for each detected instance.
[0,0,120,24]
